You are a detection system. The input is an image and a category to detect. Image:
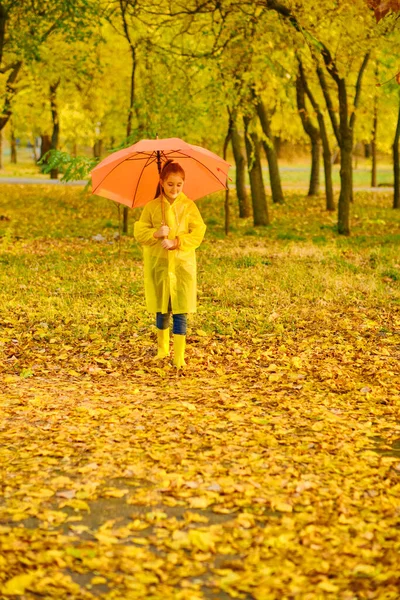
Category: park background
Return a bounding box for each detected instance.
[0,1,400,599]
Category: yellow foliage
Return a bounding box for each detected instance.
[0,187,399,599]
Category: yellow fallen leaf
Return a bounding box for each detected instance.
[60,499,90,512]
[94,532,119,544]
[11,512,31,522]
[227,411,243,421]
[30,488,54,498]
[189,496,213,509]
[51,476,73,486]
[91,576,107,585]
[311,421,324,432]
[268,372,282,382]
[101,488,128,498]
[2,571,44,595]
[274,502,293,513]
[188,529,216,552]
[291,356,302,368]
[69,525,90,534]
[181,401,196,411]
[354,564,376,576]
[184,512,209,524]
[129,519,150,531]
[68,370,80,377]
[318,581,339,593]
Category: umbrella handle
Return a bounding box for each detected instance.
[161,190,167,239]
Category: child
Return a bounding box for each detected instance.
[134,160,206,368]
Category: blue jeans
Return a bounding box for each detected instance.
[156,312,187,335]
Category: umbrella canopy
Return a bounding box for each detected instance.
[90,137,230,208]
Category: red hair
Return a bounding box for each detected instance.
[154,160,185,198]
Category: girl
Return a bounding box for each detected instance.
[134,160,206,368]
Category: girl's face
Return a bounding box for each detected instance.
[161,173,184,201]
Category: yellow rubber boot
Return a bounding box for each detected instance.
[156,328,170,359]
[173,334,186,368]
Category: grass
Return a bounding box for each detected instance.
[0,184,398,348]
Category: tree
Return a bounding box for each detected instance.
[243,114,270,226]
[0,0,98,135]
[263,0,376,234]
[297,58,335,210]
[141,0,284,216]
[49,78,61,178]
[371,71,379,187]
[230,113,251,218]
[393,90,400,208]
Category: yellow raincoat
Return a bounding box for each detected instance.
[134,193,206,314]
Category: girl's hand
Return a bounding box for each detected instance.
[161,238,178,250]
[153,225,170,239]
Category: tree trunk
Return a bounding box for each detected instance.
[93,139,103,160]
[255,97,284,204]
[127,45,136,141]
[350,153,354,203]
[49,79,60,179]
[0,61,22,133]
[120,0,139,234]
[10,123,16,164]
[243,115,269,227]
[338,137,353,235]
[320,121,335,211]
[371,98,378,188]
[40,135,52,161]
[393,93,400,210]
[31,138,38,163]
[296,71,320,196]
[223,117,232,235]
[316,49,369,226]
[319,56,369,230]
[123,207,129,234]
[309,139,320,196]
[299,60,334,210]
[0,4,6,69]
[273,136,282,158]
[122,45,136,231]
[230,118,250,218]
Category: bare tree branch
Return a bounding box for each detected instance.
[0,60,22,130]
[316,64,341,145]
[350,51,370,129]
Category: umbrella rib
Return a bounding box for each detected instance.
[131,152,157,207]
[91,160,122,196]
[91,157,135,196]
[164,150,228,187]
[91,153,157,199]
[125,152,159,162]
[146,149,226,191]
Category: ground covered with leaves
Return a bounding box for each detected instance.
[0,185,399,599]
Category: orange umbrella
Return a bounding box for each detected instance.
[90,137,230,208]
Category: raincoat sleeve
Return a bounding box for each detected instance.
[178,203,206,252]
[133,203,158,246]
